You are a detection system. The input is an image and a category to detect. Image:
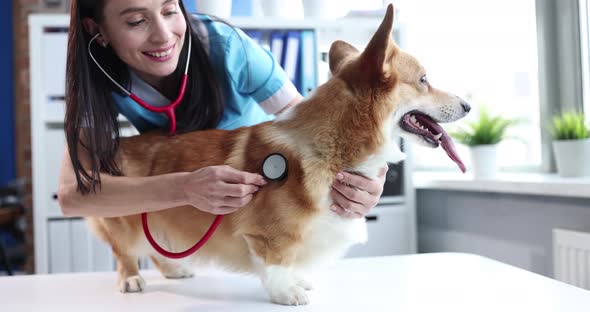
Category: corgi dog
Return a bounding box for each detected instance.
[87,4,469,306]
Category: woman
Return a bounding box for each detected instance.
[58,0,387,220]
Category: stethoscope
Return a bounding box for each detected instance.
[88,32,192,135]
[88,32,288,259]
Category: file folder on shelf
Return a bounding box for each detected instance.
[243,29,262,45]
[269,31,285,67]
[299,30,317,96]
[241,28,318,95]
[282,31,301,87]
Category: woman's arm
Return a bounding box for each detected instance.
[275,94,304,115]
[58,136,266,218]
[58,144,187,218]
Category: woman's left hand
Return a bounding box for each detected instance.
[330,164,389,218]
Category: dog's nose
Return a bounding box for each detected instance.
[460,101,471,113]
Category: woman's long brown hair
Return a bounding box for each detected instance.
[66,0,224,194]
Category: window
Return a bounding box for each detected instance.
[395,0,541,171]
[581,0,590,117]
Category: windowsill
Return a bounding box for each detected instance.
[413,171,590,199]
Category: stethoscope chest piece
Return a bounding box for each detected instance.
[262,153,288,181]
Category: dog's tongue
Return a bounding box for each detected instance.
[439,131,466,173]
[416,115,466,173]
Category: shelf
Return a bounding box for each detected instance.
[228,17,382,30]
[378,196,405,205]
[413,171,590,199]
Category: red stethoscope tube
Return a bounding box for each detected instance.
[142,213,224,259]
[89,32,223,259]
[135,73,225,259]
[129,74,187,135]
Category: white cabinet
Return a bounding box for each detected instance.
[48,219,114,273]
[29,15,139,274]
[44,127,65,218]
[346,204,412,258]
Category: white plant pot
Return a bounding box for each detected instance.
[470,145,497,179]
[552,138,590,177]
[196,0,232,18]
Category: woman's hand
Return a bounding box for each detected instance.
[330,164,389,218]
[180,165,267,215]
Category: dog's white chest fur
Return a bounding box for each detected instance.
[295,211,368,269]
[295,138,406,269]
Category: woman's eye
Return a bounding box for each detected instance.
[127,19,145,27]
[163,3,179,16]
[420,75,428,84]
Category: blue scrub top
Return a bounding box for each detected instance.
[112,14,298,133]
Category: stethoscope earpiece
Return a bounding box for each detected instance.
[262,153,288,181]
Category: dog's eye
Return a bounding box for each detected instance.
[420,75,428,84]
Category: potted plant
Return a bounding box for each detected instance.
[450,106,517,179]
[550,112,590,177]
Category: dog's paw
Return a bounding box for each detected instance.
[162,266,194,279]
[261,265,311,305]
[295,275,313,291]
[269,284,309,306]
[119,275,146,293]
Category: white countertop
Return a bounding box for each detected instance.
[1,253,589,311]
[413,171,590,199]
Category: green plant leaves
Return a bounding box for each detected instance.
[450,106,518,146]
[550,112,590,140]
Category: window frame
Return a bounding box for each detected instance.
[581,0,590,118]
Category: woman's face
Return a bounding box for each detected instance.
[99,0,187,87]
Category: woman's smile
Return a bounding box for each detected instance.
[142,43,176,62]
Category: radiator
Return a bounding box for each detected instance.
[552,228,590,290]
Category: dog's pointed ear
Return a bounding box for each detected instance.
[329,40,359,75]
[361,4,396,79]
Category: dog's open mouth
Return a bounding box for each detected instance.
[400,111,466,173]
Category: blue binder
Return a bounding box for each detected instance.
[269,31,286,68]
[244,30,263,46]
[282,31,301,87]
[298,30,317,96]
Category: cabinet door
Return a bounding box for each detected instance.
[48,219,115,273]
[70,219,89,272]
[48,219,71,273]
[44,127,65,218]
[345,204,410,258]
[41,31,68,121]
[88,229,116,272]
[71,219,115,272]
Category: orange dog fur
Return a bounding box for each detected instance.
[87,4,469,305]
